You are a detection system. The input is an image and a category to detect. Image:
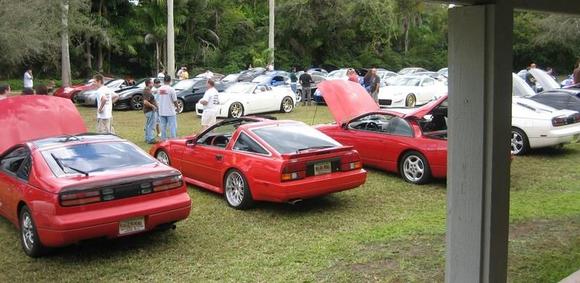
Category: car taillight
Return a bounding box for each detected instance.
[153,175,183,192]
[340,153,362,171]
[281,161,306,181]
[552,116,567,127]
[60,190,101,206]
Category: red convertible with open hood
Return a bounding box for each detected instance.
[0,96,191,257]
[150,117,367,209]
[315,80,448,184]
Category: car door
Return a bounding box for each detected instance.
[248,86,274,113]
[0,147,31,221]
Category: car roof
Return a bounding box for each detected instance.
[30,133,126,151]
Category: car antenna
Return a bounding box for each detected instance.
[311,102,319,125]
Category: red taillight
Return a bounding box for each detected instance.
[340,153,362,171]
[281,160,306,181]
[552,116,567,127]
[60,190,101,207]
[153,175,183,192]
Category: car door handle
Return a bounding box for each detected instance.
[215,154,223,161]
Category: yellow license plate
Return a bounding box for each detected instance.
[119,217,145,235]
[314,161,332,176]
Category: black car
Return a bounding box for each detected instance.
[173,78,225,114]
[113,78,154,110]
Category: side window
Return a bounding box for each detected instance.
[385,118,414,137]
[422,78,434,86]
[233,132,269,155]
[16,157,32,181]
[0,147,31,179]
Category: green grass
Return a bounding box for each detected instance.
[0,104,578,282]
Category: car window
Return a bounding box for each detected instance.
[252,124,340,154]
[16,156,32,181]
[42,142,155,177]
[422,78,434,86]
[348,114,413,137]
[0,147,30,178]
[233,132,269,155]
[197,123,237,148]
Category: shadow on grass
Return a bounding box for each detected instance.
[523,144,578,157]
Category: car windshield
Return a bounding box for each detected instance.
[390,76,422,86]
[252,124,340,154]
[226,83,255,94]
[252,75,271,84]
[42,142,155,177]
[173,79,199,91]
[512,74,536,97]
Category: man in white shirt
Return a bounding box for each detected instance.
[199,79,219,131]
[157,68,166,79]
[157,75,179,139]
[23,68,33,92]
[94,74,118,134]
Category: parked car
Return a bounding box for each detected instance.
[326,69,349,80]
[252,73,291,87]
[238,68,266,82]
[76,79,129,106]
[529,68,580,99]
[173,78,226,114]
[0,96,191,257]
[315,80,448,184]
[113,78,157,110]
[513,72,580,112]
[53,83,93,102]
[398,67,428,75]
[298,74,327,104]
[437,67,448,78]
[221,73,240,89]
[195,82,296,118]
[378,75,447,108]
[150,117,367,209]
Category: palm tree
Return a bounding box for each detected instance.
[61,0,71,87]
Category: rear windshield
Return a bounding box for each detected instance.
[252,124,340,154]
[42,142,155,177]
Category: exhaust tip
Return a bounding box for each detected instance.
[288,199,303,205]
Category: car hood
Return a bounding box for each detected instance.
[0,96,87,154]
[529,68,560,91]
[318,80,379,125]
[404,95,448,119]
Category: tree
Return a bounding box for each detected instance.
[61,0,72,87]
[167,0,175,77]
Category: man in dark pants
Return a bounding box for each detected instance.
[299,69,313,106]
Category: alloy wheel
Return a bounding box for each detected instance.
[403,155,425,182]
[282,97,294,113]
[225,171,245,207]
[131,94,143,110]
[21,211,35,252]
[156,150,170,165]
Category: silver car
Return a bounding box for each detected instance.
[76,79,127,106]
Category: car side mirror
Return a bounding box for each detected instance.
[186,139,197,148]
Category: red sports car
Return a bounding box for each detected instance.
[150,118,367,209]
[315,80,448,184]
[0,96,191,257]
[53,83,93,102]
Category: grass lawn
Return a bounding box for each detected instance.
[0,104,578,282]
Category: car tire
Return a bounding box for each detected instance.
[176,98,184,114]
[155,150,171,166]
[19,206,47,258]
[511,127,529,156]
[131,94,144,110]
[296,91,302,103]
[228,102,244,118]
[71,91,80,103]
[399,151,431,184]
[405,94,416,108]
[280,96,294,113]
[224,169,254,210]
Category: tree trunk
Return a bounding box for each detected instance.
[97,45,103,72]
[268,0,275,66]
[85,35,92,75]
[403,18,410,54]
[61,0,71,87]
[155,42,160,74]
[167,0,175,78]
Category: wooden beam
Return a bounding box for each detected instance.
[430,0,580,15]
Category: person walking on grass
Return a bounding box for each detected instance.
[143,79,158,144]
[94,74,118,134]
[157,75,179,140]
[23,68,33,93]
[299,68,313,106]
[152,78,162,137]
[199,79,219,131]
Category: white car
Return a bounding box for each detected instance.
[511,73,580,155]
[378,75,447,108]
[195,82,297,118]
[326,69,349,80]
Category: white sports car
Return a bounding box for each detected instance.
[511,73,580,155]
[378,75,447,108]
[195,82,297,118]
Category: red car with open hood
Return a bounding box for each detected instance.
[149,117,367,209]
[315,80,448,184]
[0,96,191,257]
[53,83,93,102]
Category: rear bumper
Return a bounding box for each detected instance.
[36,192,191,247]
[253,169,366,202]
[528,125,580,148]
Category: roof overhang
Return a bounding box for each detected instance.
[429,0,580,15]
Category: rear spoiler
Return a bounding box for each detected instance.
[280,145,356,160]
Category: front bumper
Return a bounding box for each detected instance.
[36,192,191,247]
[113,97,132,110]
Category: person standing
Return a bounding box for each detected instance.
[142,79,158,144]
[157,75,179,140]
[0,84,10,100]
[573,60,580,85]
[152,78,162,137]
[347,69,359,83]
[299,69,313,106]
[179,67,189,80]
[199,79,219,131]
[23,68,33,93]
[94,74,118,134]
[363,68,380,103]
[157,68,166,79]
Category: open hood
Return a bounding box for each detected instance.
[318,80,379,125]
[0,96,87,154]
[529,68,560,91]
[404,95,448,119]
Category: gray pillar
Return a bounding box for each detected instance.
[446,3,513,283]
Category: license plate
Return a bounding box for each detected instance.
[314,161,332,176]
[119,217,145,235]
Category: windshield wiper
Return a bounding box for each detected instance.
[296,145,334,153]
[51,153,89,177]
[60,135,80,142]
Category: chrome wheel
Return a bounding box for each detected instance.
[131,94,143,110]
[21,211,35,252]
[511,128,528,155]
[281,97,294,113]
[225,171,245,207]
[156,150,170,165]
[403,155,425,182]
[176,99,184,114]
[405,94,416,108]
[229,103,243,118]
